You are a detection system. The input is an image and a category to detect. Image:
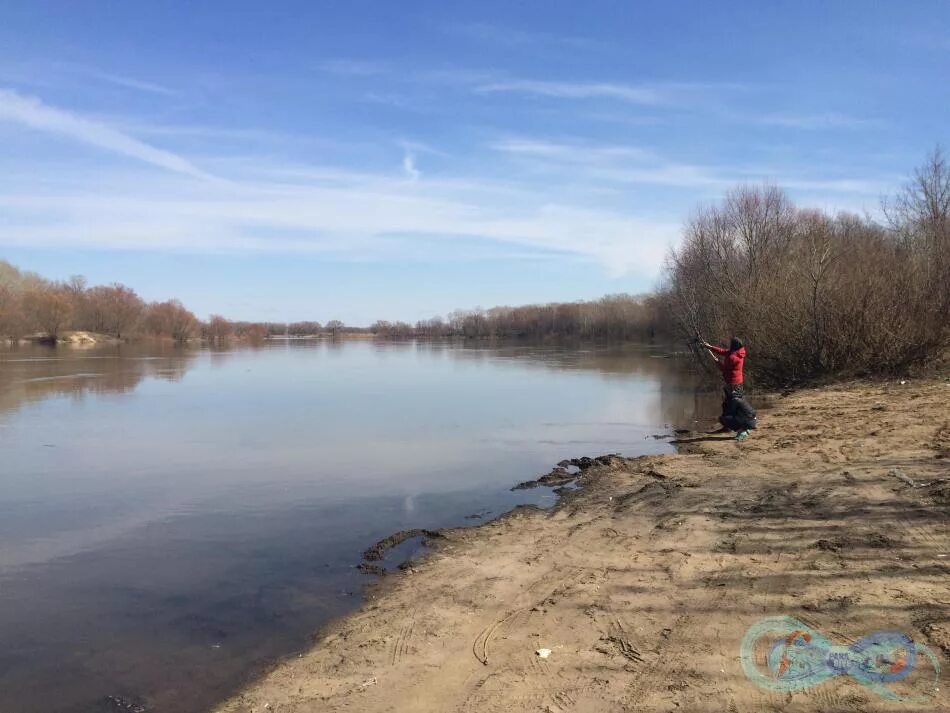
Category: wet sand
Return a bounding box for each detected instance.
[214,379,949,713]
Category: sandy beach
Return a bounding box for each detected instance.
[214,379,949,713]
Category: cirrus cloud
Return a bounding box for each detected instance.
[0,88,214,180]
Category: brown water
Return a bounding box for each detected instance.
[0,339,714,712]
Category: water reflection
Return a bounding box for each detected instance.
[0,344,197,417]
[1,339,713,432]
[0,339,709,713]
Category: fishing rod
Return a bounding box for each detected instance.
[692,332,721,366]
[679,309,718,374]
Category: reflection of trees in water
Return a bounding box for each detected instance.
[418,339,719,430]
[205,339,271,367]
[0,344,198,417]
[416,339,682,375]
[273,337,718,430]
[0,338,721,430]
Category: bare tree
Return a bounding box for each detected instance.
[0,284,26,342]
[885,146,950,250]
[145,300,199,343]
[205,314,234,343]
[22,285,73,341]
[84,284,144,338]
[287,321,322,336]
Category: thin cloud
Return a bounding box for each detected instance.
[124,122,299,143]
[402,151,420,181]
[777,176,892,193]
[489,137,890,193]
[476,80,665,105]
[490,138,650,162]
[0,160,681,278]
[78,68,178,96]
[475,78,752,107]
[449,22,607,52]
[416,67,500,86]
[0,88,214,180]
[361,91,415,109]
[742,111,881,130]
[317,59,390,76]
[1,60,178,96]
[489,137,723,188]
[398,139,450,159]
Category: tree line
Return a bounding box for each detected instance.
[0,262,663,345]
[0,267,199,343]
[370,294,663,340]
[0,266,359,345]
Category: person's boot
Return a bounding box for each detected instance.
[735,429,750,441]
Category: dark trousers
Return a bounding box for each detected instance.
[723,384,744,402]
[720,383,747,430]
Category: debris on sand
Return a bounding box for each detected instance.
[357,562,387,576]
[890,468,917,487]
[922,621,950,657]
[512,454,624,491]
[101,696,147,713]
[362,529,443,562]
[813,532,898,552]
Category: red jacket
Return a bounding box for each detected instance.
[708,345,745,385]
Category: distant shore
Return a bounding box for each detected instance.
[213,378,950,713]
[2,330,376,346]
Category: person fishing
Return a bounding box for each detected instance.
[702,336,745,396]
[700,337,755,440]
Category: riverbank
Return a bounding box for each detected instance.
[214,379,949,713]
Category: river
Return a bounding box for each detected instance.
[0,339,713,712]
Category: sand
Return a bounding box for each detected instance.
[213,379,949,713]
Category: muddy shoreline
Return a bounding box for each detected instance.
[213,379,949,713]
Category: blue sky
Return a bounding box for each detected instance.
[1,1,947,324]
